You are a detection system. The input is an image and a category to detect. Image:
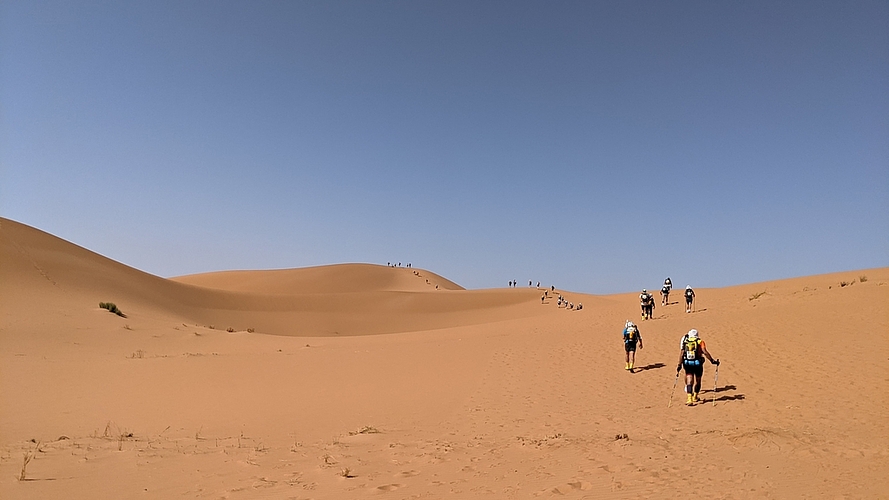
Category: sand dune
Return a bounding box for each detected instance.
[173,263,464,293]
[1,217,887,499]
[0,218,542,336]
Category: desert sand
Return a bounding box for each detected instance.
[1,217,887,499]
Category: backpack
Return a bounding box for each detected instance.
[625,326,637,341]
[683,336,701,361]
[641,293,652,305]
[685,288,694,298]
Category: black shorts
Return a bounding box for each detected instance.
[685,296,693,304]
[683,362,703,377]
[624,342,637,352]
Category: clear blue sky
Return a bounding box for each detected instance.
[2,1,887,293]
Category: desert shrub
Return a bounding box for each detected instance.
[859,275,868,283]
[226,327,235,333]
[748,291,766,301]
[99,302,126,318]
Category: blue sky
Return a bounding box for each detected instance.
[2,1,887,293]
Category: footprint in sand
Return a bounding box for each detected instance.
[398,470,420,477]
[377,483,404,492]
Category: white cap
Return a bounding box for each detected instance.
[686,285,691,289]
[627,321,635,328]
[687,329,698,338]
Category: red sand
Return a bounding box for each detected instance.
[1,217,887,498]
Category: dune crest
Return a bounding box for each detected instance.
[0,218,542,337]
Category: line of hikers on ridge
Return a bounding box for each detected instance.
[537,288,582,311]
[639,277,695,320]
[622,320,719,406]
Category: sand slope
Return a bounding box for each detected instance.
[1,218,887,499]
[0,218,541,337]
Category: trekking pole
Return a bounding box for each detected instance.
[668,370,680,407]
[712,361,720,406]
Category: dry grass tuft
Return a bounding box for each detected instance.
[349,426,381,436]
[748,291,766,301]
[19,441,39,481]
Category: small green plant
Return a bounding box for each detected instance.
[859,275,868,283]
[99,302,126,318]
[749,291,766,301]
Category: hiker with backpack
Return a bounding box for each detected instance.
[622,321,643,372]
[640,289,655,320]
[660,283,670,306]
[676,329,719,405]
[685,285,695,313]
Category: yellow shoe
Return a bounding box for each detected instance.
[629,362,634,370]
[693,393,700,402]
[686,394,694,406]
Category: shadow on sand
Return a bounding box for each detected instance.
[635,363,665,372]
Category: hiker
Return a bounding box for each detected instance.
[623,321,643,371]
[541,294,545,303]
[551,285,555,292]
[664,277,672,291]
[685,285,695,313]
[576,303,582,310]
[537,281,540,288]
[660,284,670,306]
[676,329,718,405]
[640,289,655,320]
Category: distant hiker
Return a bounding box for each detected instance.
[661,284,670,306]
[537,281,540,288]
[676,329,718,405]
[568,302,574,310]
[664,277,672,292]
[541,294,545,303]
[685,285,695,313]
[557,297,563,307]
[529,280,532,287]
[576,303,582,310]
[508,280,512,287]
[551,285,555,292]
[640,289,655,320]
[623,321,643,372]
